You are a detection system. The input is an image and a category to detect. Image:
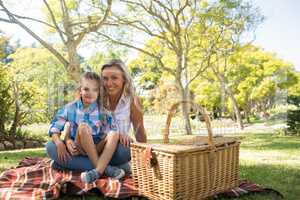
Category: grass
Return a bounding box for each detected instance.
[0,148,47,172]
[0,133,299,200]
[237,134,300,200]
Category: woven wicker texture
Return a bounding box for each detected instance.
[131,101,240,200]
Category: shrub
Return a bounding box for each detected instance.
[287,95,300,135]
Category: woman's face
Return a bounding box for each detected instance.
[102,66,125,97]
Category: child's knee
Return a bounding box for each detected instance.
[78,123,92,135]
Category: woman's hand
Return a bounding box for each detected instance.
[66,139,80,156]
[55,140,71,163]
[119,133,133,148]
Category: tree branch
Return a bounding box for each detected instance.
[96,32,176,76]
[0,0,68,67]
[43,0,66,44]
[74,0,112,47]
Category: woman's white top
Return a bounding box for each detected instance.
[112,95,132,135]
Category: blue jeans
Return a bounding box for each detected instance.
[45,141,131,171]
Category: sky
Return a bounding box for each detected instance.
[253,0,300,70]
[1,0,300,71]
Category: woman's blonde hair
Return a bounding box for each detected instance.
[100,59,136,110]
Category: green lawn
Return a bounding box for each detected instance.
[0,133,299,200]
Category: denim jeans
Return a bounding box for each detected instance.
[45,140,131,171]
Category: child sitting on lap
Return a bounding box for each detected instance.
[48,72,130,183]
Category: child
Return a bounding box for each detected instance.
[48,72,127,183]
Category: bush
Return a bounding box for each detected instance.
[287,95,300,135]
[287,109,300,135]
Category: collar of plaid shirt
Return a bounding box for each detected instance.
[77,98,98,113]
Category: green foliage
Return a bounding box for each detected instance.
[0,64,12,137]
[129,54,162,90]
[0,34,9,60]
[7,46,72,122]
[87,49,128,73]
[287,109,300,135]
[223,45,296,119]
[287,95,300,135]
[191,79,221,111]
[0,42,76,141]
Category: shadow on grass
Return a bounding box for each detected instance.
[240,163,300,200]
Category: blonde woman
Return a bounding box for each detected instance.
[100,59,147,144]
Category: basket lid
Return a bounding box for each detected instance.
[131,136,239,154]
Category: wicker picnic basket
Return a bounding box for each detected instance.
[131,101,240,200]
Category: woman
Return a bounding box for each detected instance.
[100,59,147,145]
[46,59,147,174]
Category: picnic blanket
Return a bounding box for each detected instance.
[0,157,283,200]
[213,180,283,199]
[0,157,140,199]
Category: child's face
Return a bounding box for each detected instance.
[80,78,99,106]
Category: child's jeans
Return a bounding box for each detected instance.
[46,140,131,171]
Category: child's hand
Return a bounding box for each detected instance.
[66,139,79,156]
[55,140,71,163]
[119,134,133,148]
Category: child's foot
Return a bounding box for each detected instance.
[104,165,125,180]
[118,162,132,175]
[81,169,101,183]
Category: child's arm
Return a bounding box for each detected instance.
[49,107,71,162]
[64,123,79,156]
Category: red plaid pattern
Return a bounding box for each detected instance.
[0,157,140,200]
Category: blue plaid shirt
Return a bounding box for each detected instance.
[49,99,117,141]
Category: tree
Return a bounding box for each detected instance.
[0,63,12,139]
[98,0,260,134]
[193,0,263,129]
[229,45,296,121]
[0,0,112,81]
[0,32,14,140]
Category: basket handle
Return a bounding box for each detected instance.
[144,146,157,168]
[163,100,216,150]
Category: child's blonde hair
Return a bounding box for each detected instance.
[75,72,101,99]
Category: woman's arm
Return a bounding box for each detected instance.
[130,96,147,143]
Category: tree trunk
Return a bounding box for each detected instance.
[245,109,250,123]
[176,51,193,135]
[179,86,193,135]
[245,104,251,123]
[9,103,20,144]
[213,69,244,130]
[9,82,21,146]
[220,79,226,117]
[67,43,81,81]
[227,89,244,129]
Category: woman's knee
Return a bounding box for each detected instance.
[45,141,58,160]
